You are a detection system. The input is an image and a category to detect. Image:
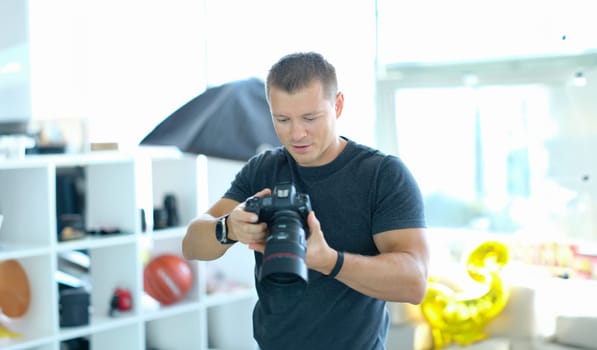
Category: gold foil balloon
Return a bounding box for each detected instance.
[421,241,510,349]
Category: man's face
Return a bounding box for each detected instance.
[268,80,344,167]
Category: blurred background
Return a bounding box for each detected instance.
[3,1,597,349]
[2,0,597,270]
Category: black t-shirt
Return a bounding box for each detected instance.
[224,138,426,350]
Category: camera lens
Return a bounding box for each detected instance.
[259,210,308,289]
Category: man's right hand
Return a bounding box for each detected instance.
[226,188,271,252]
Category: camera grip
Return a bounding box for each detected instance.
[244,196,261,215]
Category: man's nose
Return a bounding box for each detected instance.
[290,122,306,140]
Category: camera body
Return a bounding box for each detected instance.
[245,182,312,288]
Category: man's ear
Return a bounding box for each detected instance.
[335,92,344,118]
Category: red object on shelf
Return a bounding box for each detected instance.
[113,287,132,311]
[144,254,193,305]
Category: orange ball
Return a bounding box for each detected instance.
[0,259,31,318]
[143,254,193,305]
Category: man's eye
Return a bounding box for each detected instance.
[276,118,289,123]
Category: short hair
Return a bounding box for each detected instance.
[266,52,338,101]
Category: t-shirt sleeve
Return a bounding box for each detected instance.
[223,160,256,203]
[371,155,426,234]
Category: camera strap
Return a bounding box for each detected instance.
[278,150,295,184]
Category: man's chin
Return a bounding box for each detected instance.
[295,155,320,167]
[285,147,320,166]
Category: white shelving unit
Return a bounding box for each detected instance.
[0,151,256,350]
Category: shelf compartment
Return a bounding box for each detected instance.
[142,235,201,305]
[89,243,141,318]
[84,161,140,236]
[0,165,55,248]
[0,255,56,349]
[207,297,257,350]
[150,155,205,228]
[54,160,140,244]
[204,244,256,298]
[55,242,141,331]
[145,310,204,350]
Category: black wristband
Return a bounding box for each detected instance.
[329,251,344,278]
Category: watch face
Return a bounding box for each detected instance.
[215,218,225,242]
[215,216,235,244]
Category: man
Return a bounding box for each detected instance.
[182,52,429,349]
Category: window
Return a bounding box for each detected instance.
[375,0,597,282]
[394,85,551,231]
[376,55,597,242]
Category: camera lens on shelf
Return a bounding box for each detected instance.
[163,193,179,227]
[153,208,168,230]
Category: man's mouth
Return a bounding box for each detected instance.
[291,144,310,153]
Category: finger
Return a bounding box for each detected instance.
[234,205,259,223]
[241,188,272,222]
[253,188,272,198]
[307,211,320,233]
[246,222,267,241]
[248,242,266,254]
[235,221,267,244]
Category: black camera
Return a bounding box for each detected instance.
[245,182,312,290]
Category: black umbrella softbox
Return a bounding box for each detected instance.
[141,78,280,161]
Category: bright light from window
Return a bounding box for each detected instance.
[0,61,22,74]
[376,0,597,65]
[395,85,555,232]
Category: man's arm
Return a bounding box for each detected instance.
[182,189,272,261]
[182,198,240,261]
[337,228,429,304]
[305,212,430,304]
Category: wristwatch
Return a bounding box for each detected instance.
[215,215,236,245]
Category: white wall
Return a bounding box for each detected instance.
[377,0,597,65]
[202,0,377,146]
[0,0,31,125]
[24,0,377,150]
[28,0,207,150]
